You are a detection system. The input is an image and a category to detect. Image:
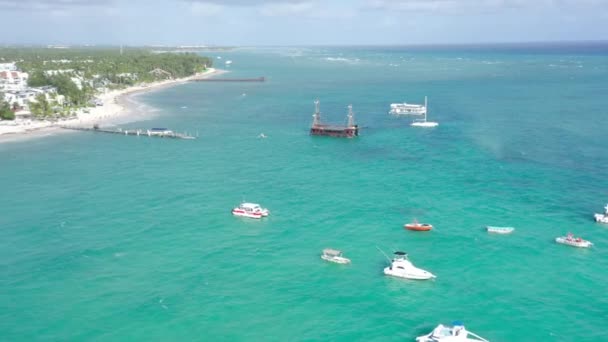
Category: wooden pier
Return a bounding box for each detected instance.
[191,76,265,82]
[61,126,196,140]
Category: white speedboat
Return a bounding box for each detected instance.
[555,233,592,248]
[383,251,435,280]
[416,322,489,342]
[321,248,351,264]
[594,204,608,223]
[486,226,515,234]
[231,202,269,219]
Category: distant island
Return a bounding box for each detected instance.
[0,47,213,121]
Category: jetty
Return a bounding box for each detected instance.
[191,76,265,82]
[61,125,196,140]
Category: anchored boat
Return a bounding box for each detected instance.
[321,249,351,264]
[411,97,438,127]
[383,251,435,280]
[555,233,592,248]
[486,226,515,234]
[231,202,269,219]
[310,100,359,138]
[405,219,433,231]
[594,203,608,223]
[389,97,427,115]
[416,322,489,342]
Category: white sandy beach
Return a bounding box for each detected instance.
[0,68,225,143]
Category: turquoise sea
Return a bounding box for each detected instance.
[1,44,608,341]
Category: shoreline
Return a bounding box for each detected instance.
[0,68,226,143]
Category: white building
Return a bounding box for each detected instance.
[3,86,64,110]
[0,62,17,71]
[0,70,29,91]
[44,69,75,76]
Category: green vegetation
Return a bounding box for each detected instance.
[29,94,53,118]
[0,47,212,111]
[0,91,14,120]
[0,103,15,120]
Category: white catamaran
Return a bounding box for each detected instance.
[411,97,438,127]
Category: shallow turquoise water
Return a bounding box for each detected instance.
[1,44,608,341]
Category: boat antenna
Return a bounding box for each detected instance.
[347,104,355,127]
[312,99,321,126]
[376,246,392,264]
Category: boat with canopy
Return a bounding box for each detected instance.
[594,203,608,223]
[321,249,351,264]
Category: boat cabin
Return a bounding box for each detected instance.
[322,248,343,257]
[239,202,263,212]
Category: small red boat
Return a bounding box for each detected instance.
[404,220,433,231]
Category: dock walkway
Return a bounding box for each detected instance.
[61,126,196,140]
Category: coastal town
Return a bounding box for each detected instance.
[0,47,213,137]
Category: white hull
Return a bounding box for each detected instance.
[411,121,438,127]
[231,202,269,219]
[486,226,514,234]
[232,211,262,219]
[383,266,435,280]
[416,324,489,342]
[321,255,351,264]
[555,237,592,248]
[594,214,608,223]
[417,336,487,342]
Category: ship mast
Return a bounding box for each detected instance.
[347,104,355,127]
[312,99,321,126]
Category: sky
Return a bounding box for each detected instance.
[0,0,607,46]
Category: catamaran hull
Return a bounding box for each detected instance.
[411,122,438,127]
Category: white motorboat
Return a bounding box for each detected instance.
[555,233,592,248]
[486,226,515,234]
[383,251,435,280]
[593,203,608,223]
[231,202,269,219]
[321,248,351,264]
[416,322,489,342]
